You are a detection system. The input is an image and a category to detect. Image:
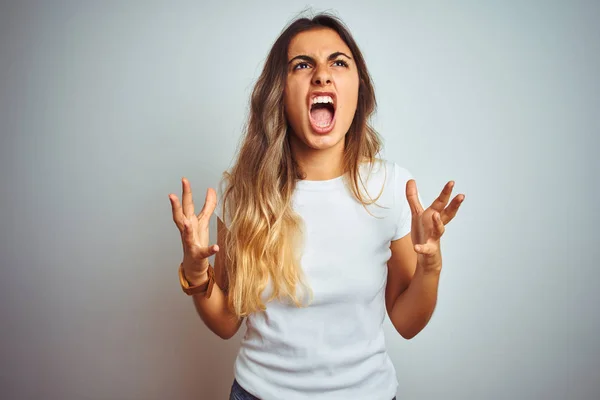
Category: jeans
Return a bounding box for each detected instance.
[229,380,260,400]
[229,379,397,400]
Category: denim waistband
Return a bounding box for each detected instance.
[229,379,396,400]
[229,379,260,400]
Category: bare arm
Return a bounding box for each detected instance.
[385,179,464,339]
[170,178,243,340]
[385,233,439,340]
[189,217,243,339]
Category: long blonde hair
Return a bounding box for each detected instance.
[221,13,384,317]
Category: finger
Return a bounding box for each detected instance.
[181,177,195,219]
[429,181,454,213]
[432,211,445,239]
[169,194,184,231]
[441,194,465,225]
[405,179,424,215]
[206,244,220,256]
[197,188,217,224]
[181,219,196,249]
[414,242,438,256]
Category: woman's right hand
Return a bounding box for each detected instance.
[169,177,220,285]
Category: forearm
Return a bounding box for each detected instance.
[187,271,242,340]
[390,263,441,339]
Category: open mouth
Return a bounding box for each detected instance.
[309,94,336,134]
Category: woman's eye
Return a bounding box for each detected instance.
[294,62,310,70]
[333,60,349,67]
[293,60,348,70]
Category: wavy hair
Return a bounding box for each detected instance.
[220,12,384,317]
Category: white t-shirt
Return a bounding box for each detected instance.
[216,159,413,400]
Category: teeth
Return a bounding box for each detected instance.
[312,95,334,105]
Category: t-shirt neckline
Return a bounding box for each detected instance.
[295,174,347,191]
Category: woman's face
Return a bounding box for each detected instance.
[284,27,360,152]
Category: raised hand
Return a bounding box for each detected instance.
[405,179,465,271]
[169,177,220,284]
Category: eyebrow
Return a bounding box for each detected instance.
[287,52,353,65]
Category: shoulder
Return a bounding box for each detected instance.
[361,158,412,184]
[370,159,414,210]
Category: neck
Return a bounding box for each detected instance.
[289,136,345,181]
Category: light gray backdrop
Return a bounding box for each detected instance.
[0,0,598,399]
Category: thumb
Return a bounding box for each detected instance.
[414,243,437,256]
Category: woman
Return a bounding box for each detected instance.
[169,13,464,400]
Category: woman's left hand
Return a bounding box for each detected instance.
[405,179,465,272]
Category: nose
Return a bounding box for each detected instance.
[312,65,332,86]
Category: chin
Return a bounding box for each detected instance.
[302,124,347,150]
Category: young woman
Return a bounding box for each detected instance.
[169,13,464,400]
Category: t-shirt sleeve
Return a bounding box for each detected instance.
[391,163,415,241]
[214,176,231,229]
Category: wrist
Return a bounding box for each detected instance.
[178,262,216,298]
[421,266,442,276]
[417,256,442,275]
[183,268,209,286]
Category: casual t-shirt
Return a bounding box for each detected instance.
[215,158,413,400]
